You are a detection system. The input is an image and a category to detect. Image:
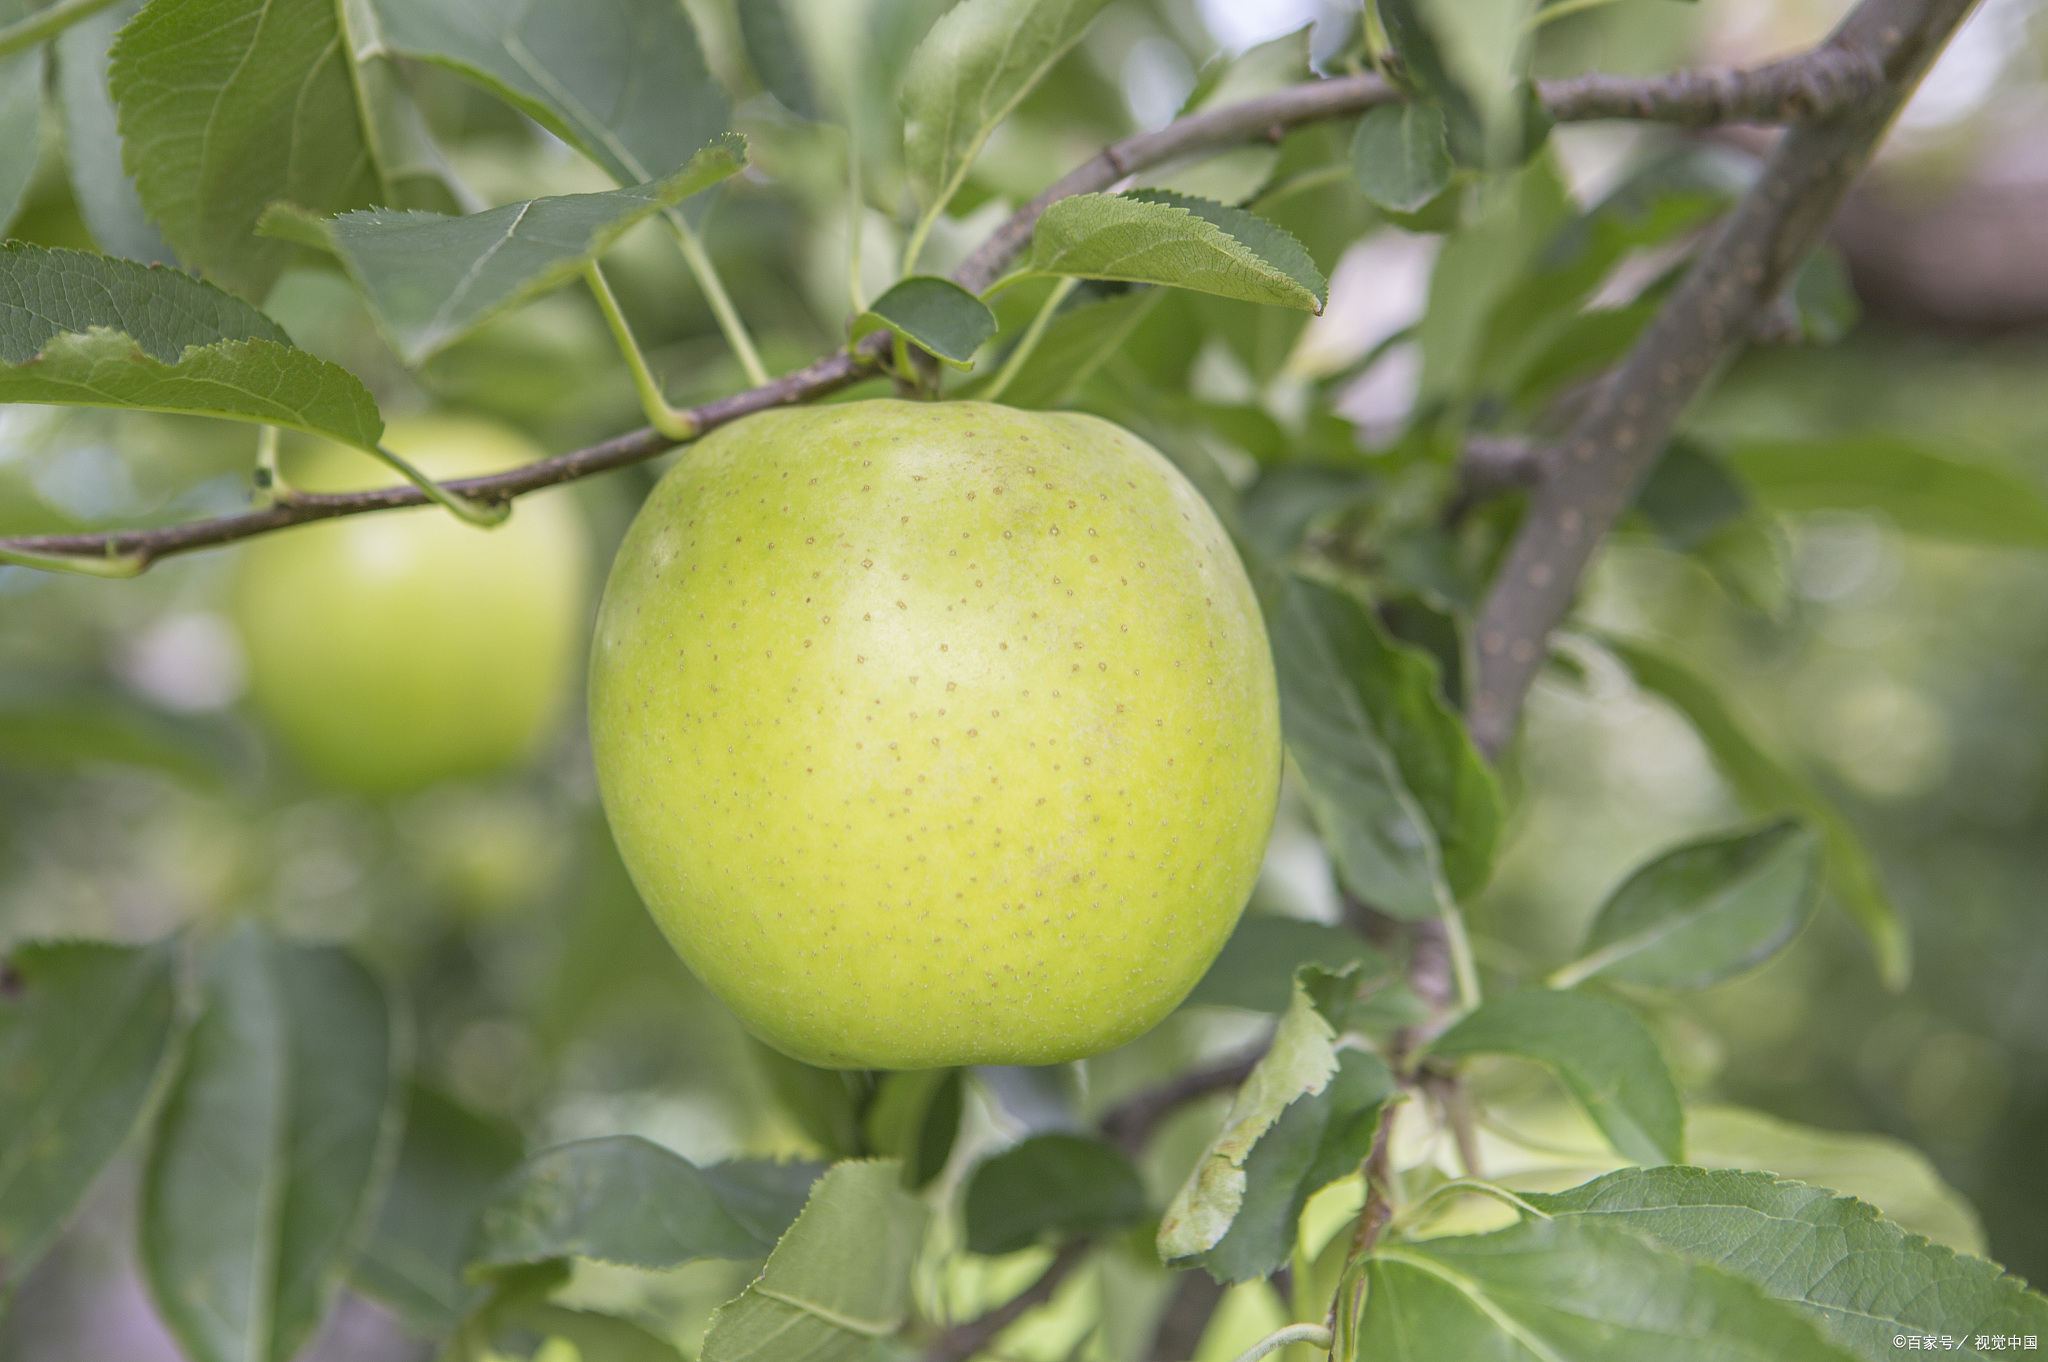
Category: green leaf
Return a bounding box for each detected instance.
[700,1159,931,1362]
[971,286,1158,409]
[55,0,175,264]
[1529,1167,2048,1361]
[109,0,435,298]
[1635,438,1751,552]
[1199,1050,1393,1283]
[1020,191,1328,313]
[0,43,41,236]
[491,1302,688,1362]
[0,678,250,788]
[1159,971,1345,1261]
[1359,1217,1857,1361]
[736,0,819,121]
[963,1134,1149,1255]
[1349,103,1454,214]
[349,1082,523,1334]
[0,242,289,360]
[900,0,1112,219]
[1602,636,1911,990]
[0,938,183,1301]
[472,1136,823,1275]
[1183,916,1388,1014]
[1428,988,1684,1166]
[853,276,998,369]
[1238,466,1381,564]
[1552,819,1823,991]
[861,1068,964,1189]
[367,0,730,187]
[1725,435,2048,550]
[260,138,747,366]
[1790,247,1859,344]
[748,1040,866,1160]
[140,925,407,1362]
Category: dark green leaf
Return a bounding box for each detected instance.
[737,0,820,120]
[749,1040,867,1160]
[972,286,1159,409]
[369,0,730,187]
[853,276,998,369]
[1554,820,1822,991]
[1238,467,1379,564]
[1725,435,2048,549]
[56,0,175,264]
[1530,1167,2048,1361]
[140,926,406,1362]
[1021,192,1327,312]
[900,0,1113,220]
[0,44,40,235]
[1428,988,1684,1165]
[1183,916,1386,1013]
[349,1082,523,1334]
[491,1302,688,1362]
[1359,1217,1857,1360]
[1349,103,1453,214]
[963,1134,1149,1254]
[700,1160,930,1362]
[472,1136,822,1274]
[0,242,288,360]
[1603,636,1911,989]
[861,1068,964,1189]
[1790,247,1859,344]
[0,938,182,1301]
[261,138,747,365]
[1635,438,1751,552]
[1198,1050,1392,1283]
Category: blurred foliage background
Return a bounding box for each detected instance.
[4,0,2048,1356]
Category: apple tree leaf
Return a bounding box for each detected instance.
[1553,819,1822,991]
[1022,191,1328,313]
[489,1303,688,1362]
[1183,916,1389,1014]
[1725,434,2048,549]
[861,1068,965,1190]
[1428,988,1684,1166]
[108,0,443,299]
[472,1136,823,1276]
[0,937,183,1302]
[1602,636,1911,989]
[261,137,747,366]
[367,0,729,187]
[700,1159,930,1362]
[1350,103,1454,214]
[349,1082,523,1335]
[970,286,1160,409]
[964,1134,1149,1255]
[55,0,175,264]
[0,40,41,236]
[1528,1167,2048,1360]
[140,925,407,1362]
[736,0,820,121]
[853,275,998,369]
[901,0,1114,219]
[1197,1049,1394,1284]
[1359,1217,1857,1360]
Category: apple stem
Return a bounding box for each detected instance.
[367,444,510,529]
[0,542,144,577]
[981,277,1078,403]
[585,263,702,442]
[250,425,301,509]
[665,210,772,388]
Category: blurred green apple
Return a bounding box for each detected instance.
[232,416,589,795]
[589,400,1281,1069]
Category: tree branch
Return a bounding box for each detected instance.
[1466,0,1980,758]
[1,37,1937,572]
[1097,1042,1267,1159]
[923,1239,1090,1362]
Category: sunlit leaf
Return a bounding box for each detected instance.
[900,0,1113,219]
[1428,988,1684,1165]
[1350,103,1454,214]
[1359,1217,1857,1360]
[0,938,182,1301]
[1725,435,2048,550]
[1530,1167,2048,1360]
[1553,819,1822,991]
[853,276,999,368]
[964,1134,1149,1254]
[140,926,406,1362]
[700,1159,930,1362]
[1602,636,1911,989]
[473,1136,823,1275]
[262,137,747,365]
[1021,191,1327,312]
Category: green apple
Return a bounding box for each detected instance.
[231,416,589,796]
[589,400,1281,1069]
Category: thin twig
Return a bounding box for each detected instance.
[922,1240,1090,1362]
[2,40,1925,571]
[1098,1042,1267,1158]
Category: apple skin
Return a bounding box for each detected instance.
[231,417,589,796]
[588,400,1281,1069]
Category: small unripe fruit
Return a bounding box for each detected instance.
[231,416,589,796]
[589,400,1281,1068]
